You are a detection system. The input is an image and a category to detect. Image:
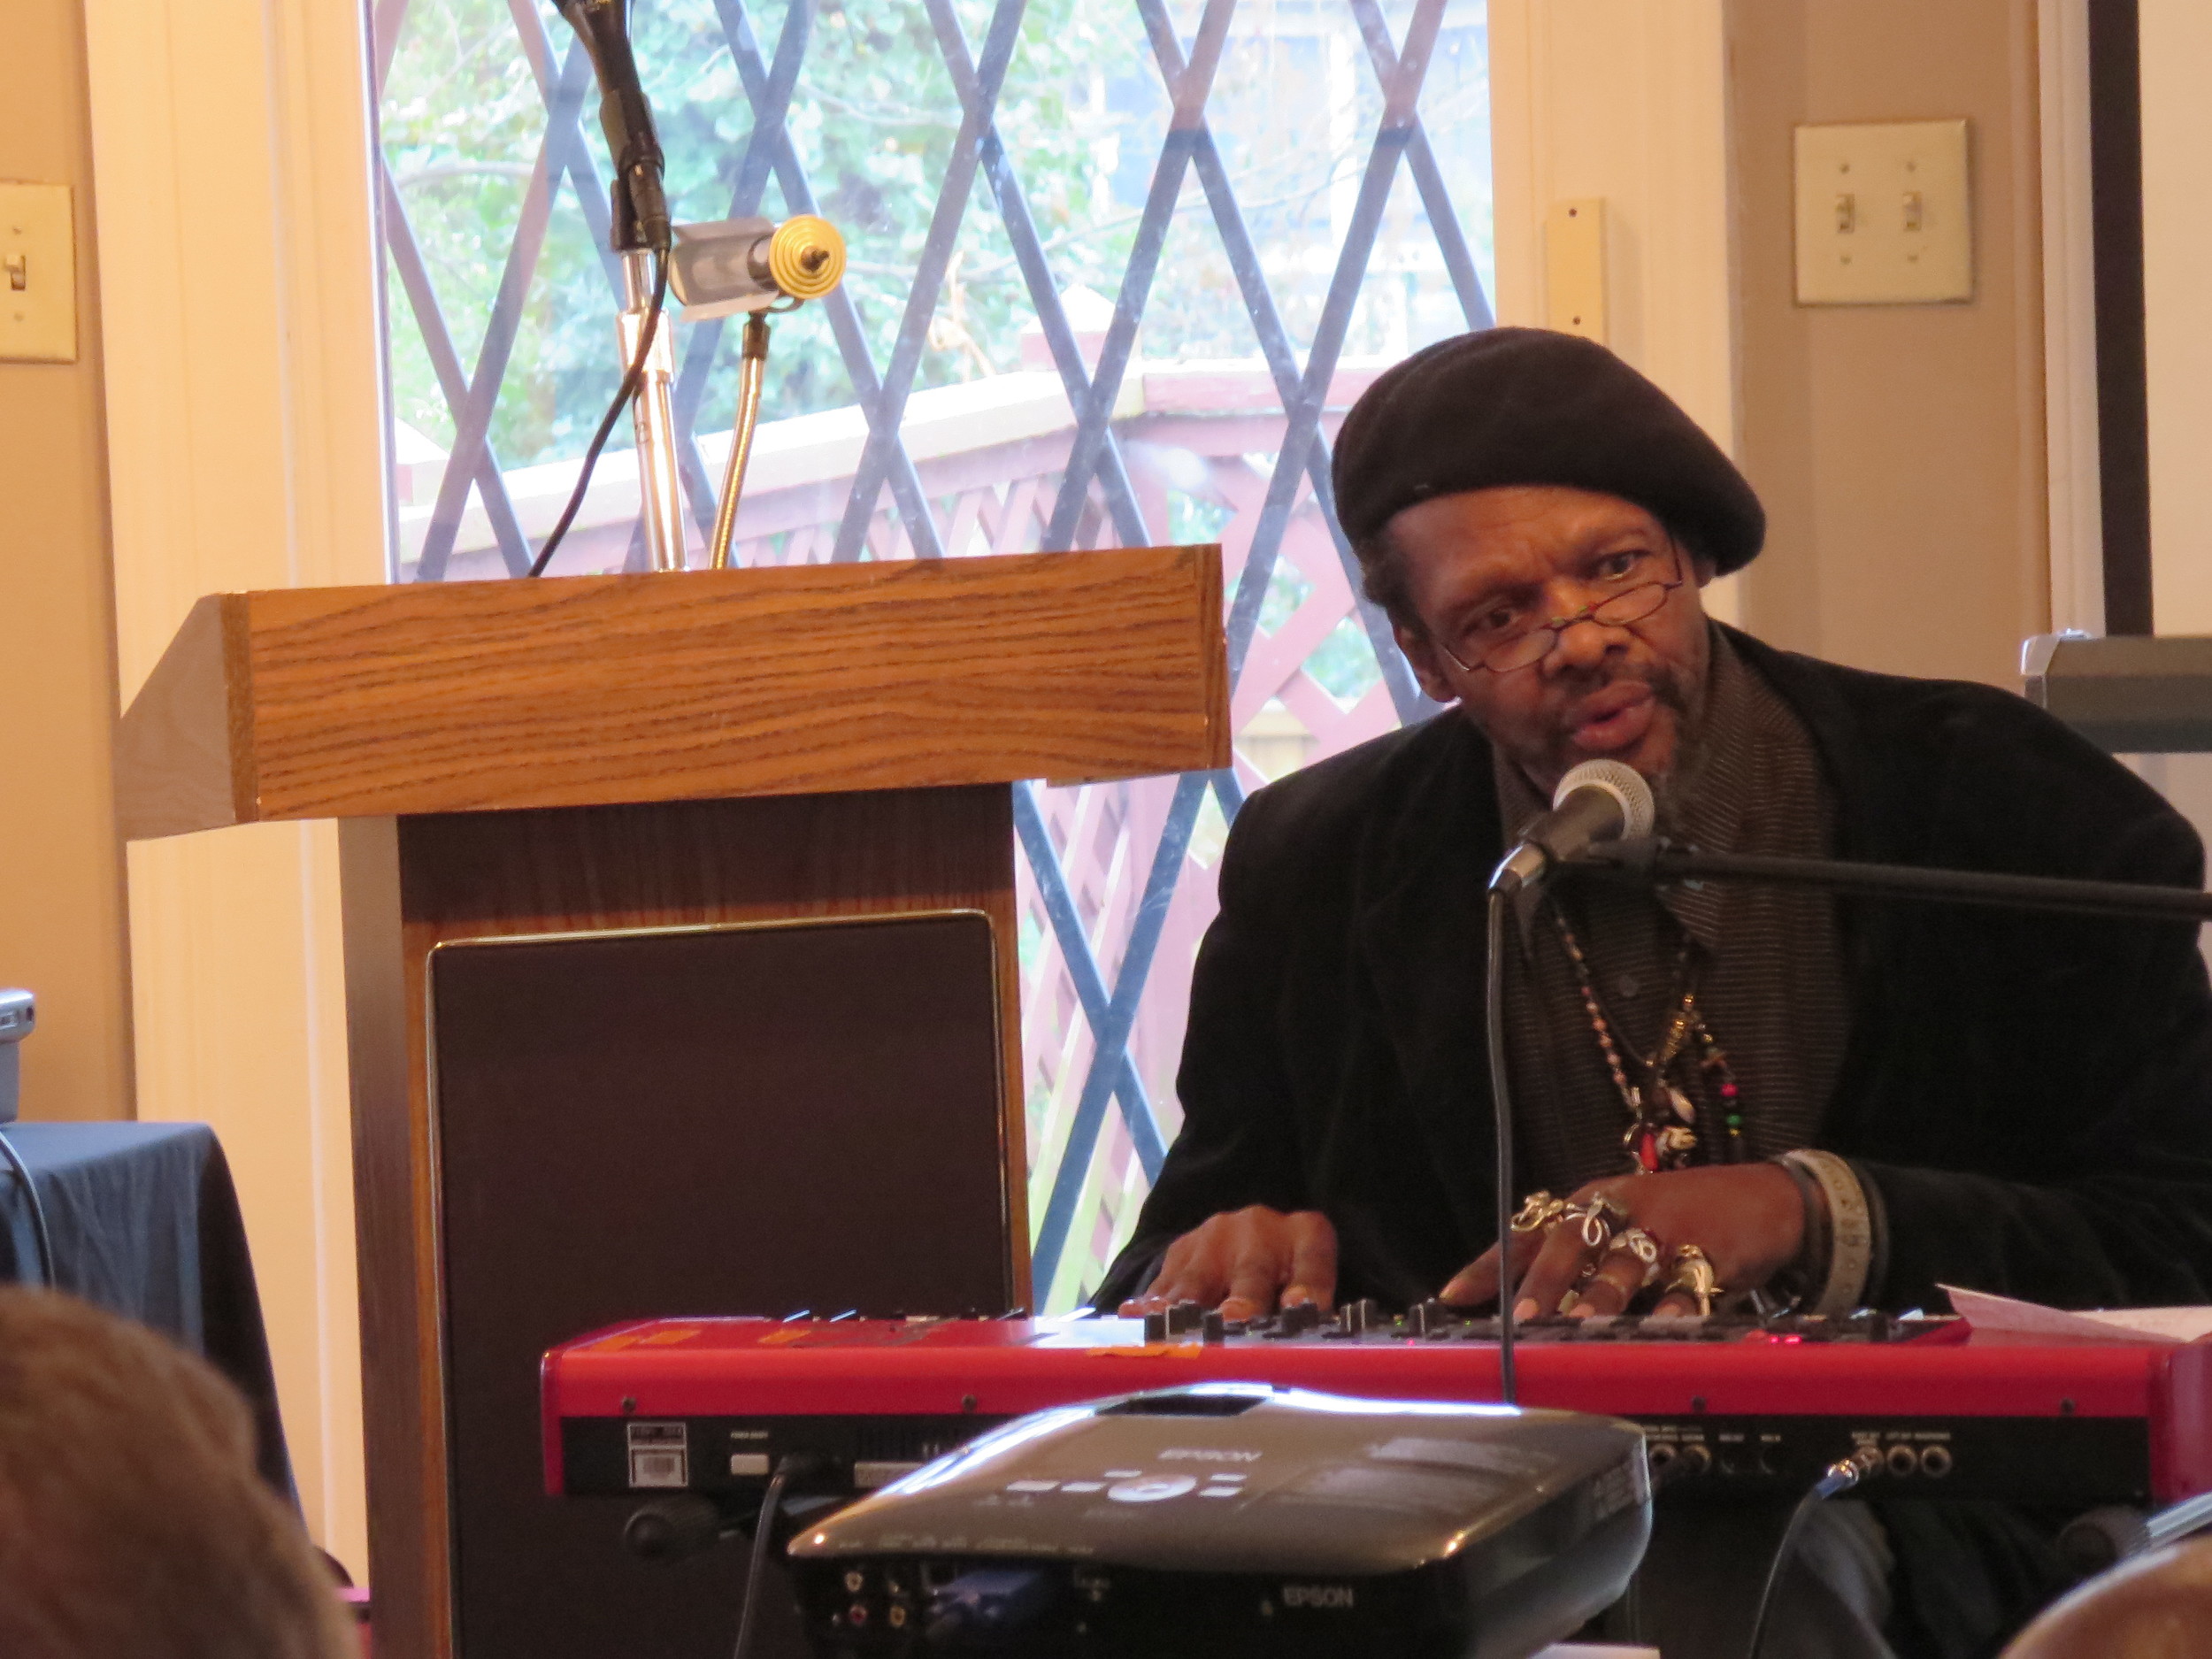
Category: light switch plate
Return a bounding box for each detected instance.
[1793,120,1971,306]
[0,182,79,364]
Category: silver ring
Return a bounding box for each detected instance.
[1560,1193,1629,1251]
[1608,1225,1663,1290]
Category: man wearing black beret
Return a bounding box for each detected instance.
[1097,327,2212,1653]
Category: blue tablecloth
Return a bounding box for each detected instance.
[0,1121,295,1498]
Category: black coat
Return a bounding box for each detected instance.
[1098,627,2212,1313]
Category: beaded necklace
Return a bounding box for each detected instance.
[1548,904,1746,1172]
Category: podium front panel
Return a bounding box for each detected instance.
[340,785,1028,1659]
[427,911,1011,1658]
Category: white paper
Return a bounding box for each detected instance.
[2074,1305,2212,1341]
[1940,1284,2212,1345]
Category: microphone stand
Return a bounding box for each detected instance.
[1567,839,2212,923]
[1482,837,2212,1409]
[621,246,687,572]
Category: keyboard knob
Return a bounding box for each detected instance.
[1409,1299,1453,1338]
[1337,1298,1383,1335]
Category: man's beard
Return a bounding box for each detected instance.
[1644,664,1713,837]
[1540,657,1705,816]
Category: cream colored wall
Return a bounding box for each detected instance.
[83,0,382,1578]
[2139,0,2212,633]
[1489,2,2055,685]
[2,0,378,1579]
[0,0,134,1121]
[1728,0,2049,688]
[1488,0,1741,623]
[2038,0,2102,638]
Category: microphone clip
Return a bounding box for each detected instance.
[1486,841,1550,950]
[1486,758,1658,940]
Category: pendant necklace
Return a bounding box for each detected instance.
[1550,905,1746,1171]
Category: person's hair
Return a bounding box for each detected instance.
[1351,519,1419,634]
[1349,509,1712,641]
[0,1287,354,1659]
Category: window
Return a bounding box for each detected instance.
[375,0,1492,1307]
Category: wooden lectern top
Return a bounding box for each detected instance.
[116,545,1228,838]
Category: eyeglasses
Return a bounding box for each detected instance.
[1433,544,1687,675]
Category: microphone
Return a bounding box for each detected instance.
[1489,758,1655,901]
[557,0,671,252]
[669,216,849,318]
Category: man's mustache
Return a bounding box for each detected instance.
[1546,660,1696,723]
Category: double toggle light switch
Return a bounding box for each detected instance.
[1795,119,1972,306]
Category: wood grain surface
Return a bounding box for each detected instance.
[340,787,1025,1659]
[111,593,256,840]
[335,817,447,1659]
[119,547,1228,837]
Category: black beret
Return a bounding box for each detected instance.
[1332,326,1765,574]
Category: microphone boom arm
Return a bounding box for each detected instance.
[1571,840,2212,924]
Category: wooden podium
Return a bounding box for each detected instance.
[114,547,1228,1659]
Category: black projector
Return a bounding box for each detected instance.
[785,1383,1651,1658]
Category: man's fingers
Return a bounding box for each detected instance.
[1282,1215,1339,1310]
[1566,1248,1650,1317]
[1118,1208,1341,1321]
[1441,1229,1547,1309]
[1510,1224,1602,1320]
[1223,1226,1296,1319]
[1127,1249,1225,1315]
[1220,1256,1282,1321]
[1440,1249,1497,1308]
[1118,1282,1176,1316]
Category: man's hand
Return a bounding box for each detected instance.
[1118,1206,1338,1322]
[1440,1165,1803,1319]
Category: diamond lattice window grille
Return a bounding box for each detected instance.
[373,0,1493,1309]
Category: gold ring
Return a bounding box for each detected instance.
[1509,1191,1567,1234]
[1660,1243,1724,1316]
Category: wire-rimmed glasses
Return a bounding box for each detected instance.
[1434,545,1688,675]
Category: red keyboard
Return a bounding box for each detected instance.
[541,1311,2212,1509]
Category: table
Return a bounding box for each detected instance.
[0,1121,295,1497]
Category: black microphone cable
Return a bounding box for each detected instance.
[526,246,669,578]
[1484,883,1518,1405]
[1746,1455,1868,1659]
[731,1452,826,1659]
